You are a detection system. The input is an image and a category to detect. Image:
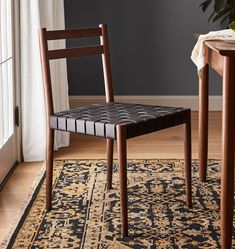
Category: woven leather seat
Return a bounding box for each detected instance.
[39,24,192,237]
[51,102,190,139]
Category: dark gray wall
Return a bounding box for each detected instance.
[64,0,222,96]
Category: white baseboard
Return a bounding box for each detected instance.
[69,95,222,111]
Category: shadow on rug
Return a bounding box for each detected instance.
[5,159,235,248]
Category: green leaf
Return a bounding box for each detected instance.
[199,0,235,25]
[212,6,232,22]
[220,12,230,25]
[229,21,235,30]
[200,0,213,12]
[214,0,227,13]
[208,11,216,22]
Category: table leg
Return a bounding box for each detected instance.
[198,64,209,182]
[221,56,235,249]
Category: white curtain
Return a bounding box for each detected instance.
[20,0,69,162]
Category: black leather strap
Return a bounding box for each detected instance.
[50,102,190,139]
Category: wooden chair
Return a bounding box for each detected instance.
[39,24,192,237]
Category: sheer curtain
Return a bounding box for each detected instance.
[20,0,69,161]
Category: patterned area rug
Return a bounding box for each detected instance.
[4,159,235,248]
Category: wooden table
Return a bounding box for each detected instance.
[198,40,235,249]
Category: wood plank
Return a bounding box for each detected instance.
[208,48,224,76]
[205,40,235,57]
[54,112,222,160]
[45,27,102,40]
[100,24,114,102]
[47,45,104,60]
[198,64,209,181]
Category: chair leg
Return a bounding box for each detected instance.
[46,127,54,211]
[117,125,128,237]
[106,138,114,190]
[184,116,192,208]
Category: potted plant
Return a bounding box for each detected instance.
[200,0,235,27]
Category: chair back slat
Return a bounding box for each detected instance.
[47,45,104,60]
[45,27,102,40]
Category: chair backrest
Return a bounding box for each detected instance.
[39,24,114,119]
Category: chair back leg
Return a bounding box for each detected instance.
[106,138,114,190]
[184,115,192,208]
[117,124,128,237]
[46,128,54,211]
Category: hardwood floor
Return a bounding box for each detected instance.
[0,111,222,244]
[55,111,222,160]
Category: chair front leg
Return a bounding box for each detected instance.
[117,124,128,237]
[46,127,54,211]
[106,138,114,190]
[184,114,192,208]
